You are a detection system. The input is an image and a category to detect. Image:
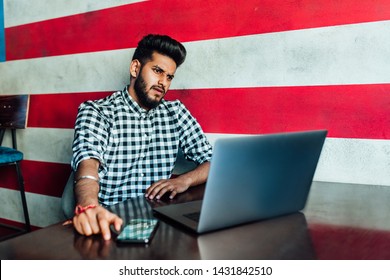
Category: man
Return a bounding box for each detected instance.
[71,34,212,240]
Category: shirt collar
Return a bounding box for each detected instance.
[122,85,165,116]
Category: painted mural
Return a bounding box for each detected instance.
[0,0,389,227]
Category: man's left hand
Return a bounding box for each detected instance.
[145,177,191,200]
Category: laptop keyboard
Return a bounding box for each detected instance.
[184,211,200,222]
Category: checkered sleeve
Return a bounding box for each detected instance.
[175,101,213,164]
[71,101,110,172]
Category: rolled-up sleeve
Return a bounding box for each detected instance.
[176,102,213,165]
[71,102,110,172]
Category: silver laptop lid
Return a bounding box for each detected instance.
[197,130,327,233]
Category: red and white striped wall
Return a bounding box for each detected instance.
[0,0,389,228]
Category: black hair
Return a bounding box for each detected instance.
[132,34,187,67]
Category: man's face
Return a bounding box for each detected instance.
[133,52,177,110]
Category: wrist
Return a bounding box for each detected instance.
[74,175,99,185]
[74,204,97,216]
[177,174,194,187]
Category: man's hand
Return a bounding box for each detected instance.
[72,205,123,241]
[145,177,191,200]
[145,162,210,200]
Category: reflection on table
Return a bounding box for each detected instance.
[1,181,390,259]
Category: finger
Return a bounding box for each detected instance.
[86,211,102,234]
[155,185,172,200]
[146,182,164,199]
[72,216,84,234]
[169,190,178,199]
[97,213,112,241]
[78,215,94,236]
[73,215,84,235]
[145,180,165,197]
[113,216,124,232]
[62,219,73,226]
[150,183,171,200]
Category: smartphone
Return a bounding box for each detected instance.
[116,218,159,244]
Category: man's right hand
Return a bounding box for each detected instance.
[72,205,123,241]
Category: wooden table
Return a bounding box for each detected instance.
[1,181,390,259]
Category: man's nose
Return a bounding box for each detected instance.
[158,75,170,88]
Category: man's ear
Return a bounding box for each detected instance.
[130,59,141,78]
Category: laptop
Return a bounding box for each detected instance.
[153,130,327,234]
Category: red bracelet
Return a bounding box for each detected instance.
[74,204,97,216]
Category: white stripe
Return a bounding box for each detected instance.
[0,49,132,94]
[4,0,146,27]
[2,128,74,164]
[3,128,389,186]
[1,21,390,94]
[206,133,390,186]
[177,20,390,89]
[0,188,63,227]
[314,137,390,186]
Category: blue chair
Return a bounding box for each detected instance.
[0,95,31,240]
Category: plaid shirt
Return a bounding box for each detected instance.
[71,86,212,205]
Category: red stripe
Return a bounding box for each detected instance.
[0,160,71,197]
[309,223,390,259]
[166,84,390,139]
[27,84,390,139]
[28,92,110,128]
[6,0,390,60]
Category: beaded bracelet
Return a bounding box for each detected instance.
[74,204,97,216]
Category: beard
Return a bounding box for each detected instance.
[134,74,164,110]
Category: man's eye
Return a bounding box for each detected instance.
[153,68,163,74]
